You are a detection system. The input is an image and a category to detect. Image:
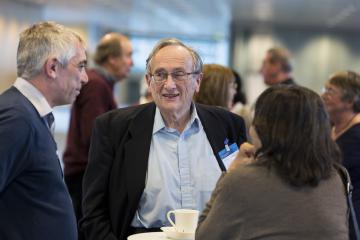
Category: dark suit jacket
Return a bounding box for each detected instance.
[0,87,77,240]
[81,102,247,240]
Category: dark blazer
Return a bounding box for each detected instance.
[81,102,247,240]
[0,87,77,240]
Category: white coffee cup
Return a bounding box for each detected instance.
[166,209,199,233]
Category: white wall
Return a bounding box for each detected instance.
[0,1,44,91]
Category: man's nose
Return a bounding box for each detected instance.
[163,74,177,87]
[82,71,89,85]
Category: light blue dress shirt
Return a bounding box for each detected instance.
[131,105,222,228]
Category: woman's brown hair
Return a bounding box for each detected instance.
[253,85,341,187]
[194,64,235,109]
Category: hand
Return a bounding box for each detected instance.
[238,142,256,159]
[228,142,256,172]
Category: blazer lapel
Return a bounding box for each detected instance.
[196,104,227,171]
[124,103,156,202]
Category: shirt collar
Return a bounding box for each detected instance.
[95,65,118,85]
[13,77,53,117]
[153,103,201,134]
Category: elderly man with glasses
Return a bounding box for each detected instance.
[81,38,247,240]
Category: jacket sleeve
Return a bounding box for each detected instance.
[195,170,245,240]
[197,172,227,226]
[0,115,33,193]
[80,116,118,240]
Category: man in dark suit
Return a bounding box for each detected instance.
[0,21,88,240]
[81,38,247,240]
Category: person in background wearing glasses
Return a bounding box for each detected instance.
[322,70,360,240]
[80,38,247,240]
[0,22,88,240]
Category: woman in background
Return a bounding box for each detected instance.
[231,69,252,134]
[194,64,236,110]
[322,70,360,240]
[232,69,247,106]
[196,85,349,240]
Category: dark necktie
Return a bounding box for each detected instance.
[44,112,62,175]
[44,112,55,135]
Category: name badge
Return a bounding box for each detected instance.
[218,139,239,170]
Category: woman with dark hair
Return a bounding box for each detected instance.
[322,70,360,239]
[196,85,349,240]
[232,69,247,105]
[231,69,252,135]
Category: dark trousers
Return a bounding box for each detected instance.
[65,171,85,240]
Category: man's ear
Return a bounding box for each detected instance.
[44,58,58,79]
[145,74,152,87]
[195,73,203,93]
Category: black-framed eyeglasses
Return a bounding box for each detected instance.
[150,71,200,83]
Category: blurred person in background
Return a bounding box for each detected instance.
[194,63,236,110]
[232,69,247,106]
[322,70,360,240]
[0,21,88,240]
[81,38,247,240]
[63,32,133,239]
[231,69,252,135]
[260,47,296,86]
[196,85,349,240]
[139,74,154,104]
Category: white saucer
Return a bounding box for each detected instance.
[161,227,195,240]
[128,232,165,240]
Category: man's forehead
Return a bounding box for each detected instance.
[151,45,193,69]
[69,46,87,63]
[122,38,132,50]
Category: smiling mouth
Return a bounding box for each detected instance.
[162,93,179,99]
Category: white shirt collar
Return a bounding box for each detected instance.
[153,103,201,134]
[13,77,53,117]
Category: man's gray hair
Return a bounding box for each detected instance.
[146,38,203,73]
[267,47,292,73]
[17,21,85,80]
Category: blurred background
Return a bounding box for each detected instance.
[1,0,360,158]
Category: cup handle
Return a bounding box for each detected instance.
[167,210,176,228]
